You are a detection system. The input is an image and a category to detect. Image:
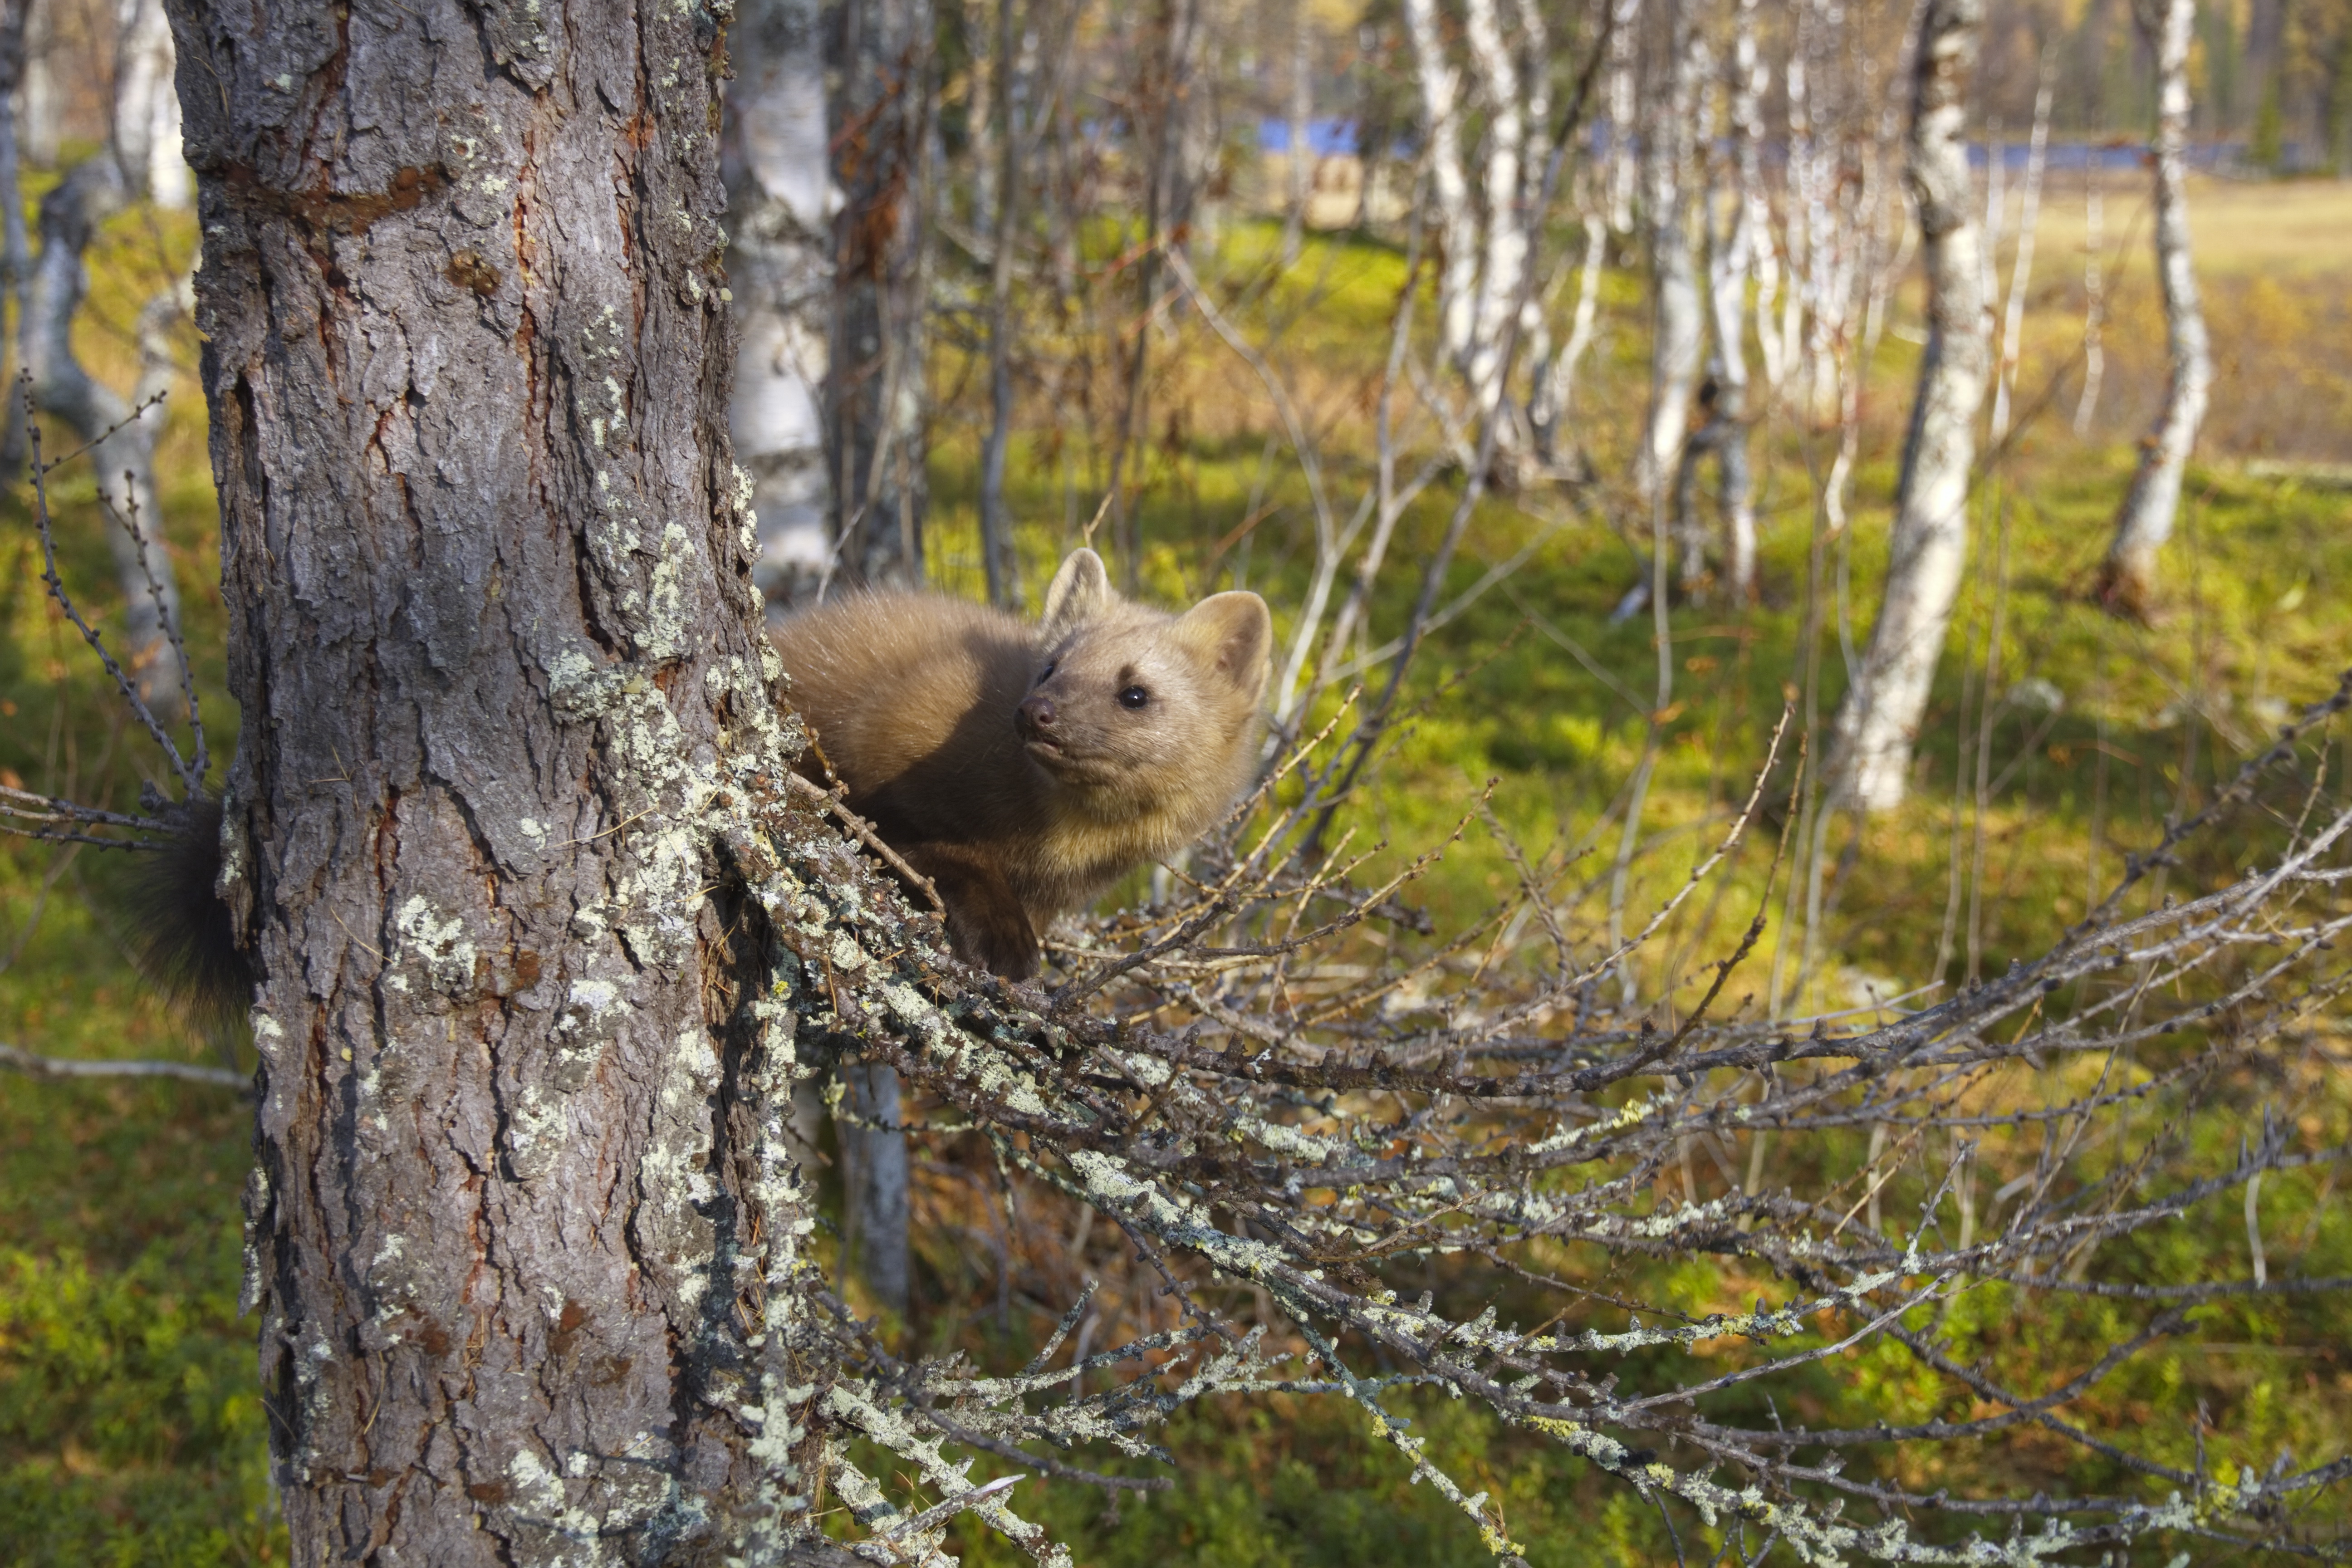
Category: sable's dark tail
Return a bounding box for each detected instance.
[123,795,256,1028]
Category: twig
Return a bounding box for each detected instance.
[787,771,947,915]
[0,1040,249,1090]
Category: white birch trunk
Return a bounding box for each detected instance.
[1605,0,1642,234]
[1280,0,1312,266]
[1636,7,1705,521]
[27,156,187,708]
[2073,171,2106,437]
[1776,23,1809,408]
[1978,118,2003,341]
[1712,0,1763,602]
[18,0,53,169]
[1533,185,1605,462]
[115,0,187,207]
[1988,74,2052,446]
[1733,0,1782,402]
[1827,0,1991,814]
[1403,0,1477,368]
[723,0,838,611]
[2099,0,2211,615]
[0,0,29,463]
[1509,0,1552,391]
[1461,0,1525,417]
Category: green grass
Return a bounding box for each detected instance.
[7,185,2352,1563]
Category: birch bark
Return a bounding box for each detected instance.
[1402,0,1477,369]
[1987,73,2053,446]
[1635,5,1705,529]
[1711,0,1765,601]
[2097,0,2210,617]
[1826,0,1991,813]
[24,156,186,706]
[116,0,188,208]
[1604,0,1642,234]
[0,0,29,460]
[1280,0,1312,266]
[725,0,837,611]
[1461,0,1526,417]
[1530,186,1604,463]
[2073,171,2105,437]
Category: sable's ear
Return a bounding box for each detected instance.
[1039,549,1113,643]
[1175,592,1272,703]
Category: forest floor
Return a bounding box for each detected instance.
[4,173,2351,1564]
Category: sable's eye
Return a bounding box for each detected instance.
[1118,685,1150,710]
[1037,660,1057,684]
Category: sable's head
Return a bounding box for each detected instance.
[1015,549,1272,812]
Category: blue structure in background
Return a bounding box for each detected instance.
[1256,118,1367,157]
[1254,118,2256,176]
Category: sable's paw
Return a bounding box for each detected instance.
[950,909,1041,981]
[897,842,1041,980]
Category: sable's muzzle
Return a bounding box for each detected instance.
[1016,694,1060,748]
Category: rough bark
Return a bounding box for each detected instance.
[1826,0,1990,813]
[828,0,935,588]
[164,0,843,1556]
[2097,0,2210,618]
[725,0,838,612]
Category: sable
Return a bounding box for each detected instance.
[771,549,1272,978]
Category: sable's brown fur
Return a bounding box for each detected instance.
[771,550,1272,977]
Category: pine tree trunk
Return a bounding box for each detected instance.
[2096,0,2210,618]
[1824,0,1990,814]
[167,0,838,1555]
[726,0,838,612]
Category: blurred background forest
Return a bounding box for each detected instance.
[2,0,2351,1559]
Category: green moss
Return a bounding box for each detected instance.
[8,191,2352,1562]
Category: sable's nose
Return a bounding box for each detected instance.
[1018,694,1058,737]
